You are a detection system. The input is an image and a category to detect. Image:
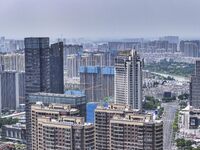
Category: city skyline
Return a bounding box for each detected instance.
[0,0,200,39]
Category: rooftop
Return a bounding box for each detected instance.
[29,92,85,98]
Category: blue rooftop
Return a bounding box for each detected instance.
[65,90,85,96]
[79,66,114,75]
[102,67,114,75]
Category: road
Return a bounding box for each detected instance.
[162,101,179,150]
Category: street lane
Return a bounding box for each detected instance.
[162,101,178,150]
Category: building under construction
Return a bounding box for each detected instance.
[80,66,114,102]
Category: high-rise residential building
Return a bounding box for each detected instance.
[24,37,64,149]
[80,52,94,66]
[64,44,83,70]
[80,66,114,102]
[110,114,163,150]
[190,60,200,108]
[31,102,94,150]
[114,50,143,110]
[95,104,134,150]
[66,54,81,78]
[0,52,25,72]
[180,40,200,57]
[95,104,163,150]
[80,52,115,67]
[0,71,25,113]
[0,37,24,52]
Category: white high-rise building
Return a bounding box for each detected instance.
[114,50,143,110]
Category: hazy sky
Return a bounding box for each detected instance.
[0,0,200,39]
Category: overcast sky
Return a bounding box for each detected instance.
[0,0,200,39]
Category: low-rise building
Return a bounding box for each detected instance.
[28,92,86,117]
[1,123,26,143]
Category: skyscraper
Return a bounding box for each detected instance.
[114,50,143,110]
[49,42,64,93]
[0,71,25,113]
[190,60,200,108]
[25,37,49,149]
[25,37,50,94]
[24,37,64,149]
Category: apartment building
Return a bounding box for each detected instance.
[95,104,163,150]
[31,103,94,150]
[110,114,163,150]
[114,50,143,110]
[95,104,134,150]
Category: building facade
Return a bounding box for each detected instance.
[28,92,86,117]
[24,37,64,149]
[64,45,83,70]
[0,71,25,113]
[66,54,81,78]
[190,60,200,108]
[0,52,25,72]
[31,103,94,150]
[1,123,26,143]
[95,104,134,150]
[49,42,64,93]
[180,40,200,57]
[95,104,163,150]
[110,114,163,150]
[80,66,114,102]
[114,50,143,110]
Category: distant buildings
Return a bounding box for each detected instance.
[0,52,25,72]
[80,66,114,102]
[114,50,143,110]
[64,44,83,70]
[108,42,141,52]
[66,51,115,79]
[180,40,200,57]
[0,71,25,113]
[31,103,94,150]
[190,60,200,108]
[0,36,24,52]
[159,36,179,45]
[108,40,178,53]
[95,104,163,150]
[66,54,81,78]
